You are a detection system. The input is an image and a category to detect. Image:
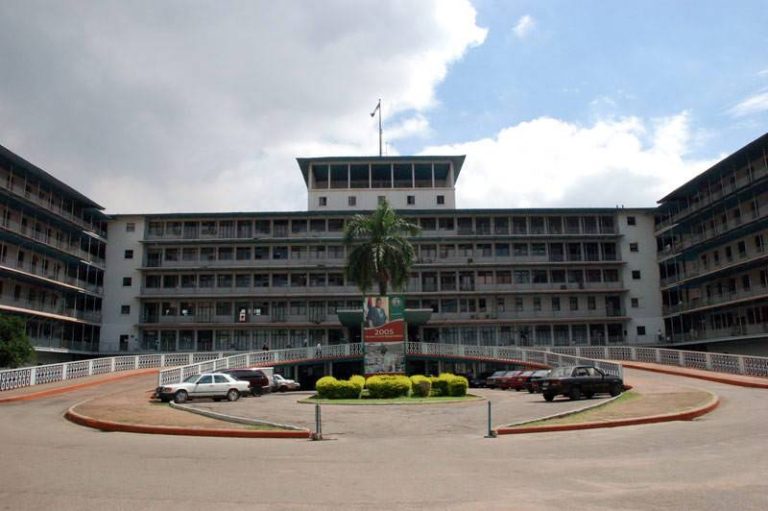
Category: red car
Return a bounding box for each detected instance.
[497,370,524,390]
[504,370,536,391]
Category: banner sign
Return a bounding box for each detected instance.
[363,295,405,343]
[363,295,406,375]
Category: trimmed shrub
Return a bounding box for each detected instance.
[448,375,469,397]
[349,375,366,393]
[315,376,362,399]
[315,376,338,399]
[410,375,432,397]
[366,375,412,398]
[430,373,453,396]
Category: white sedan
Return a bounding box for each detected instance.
[272,374,301,392]
[155,373,251,403]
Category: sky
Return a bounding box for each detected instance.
[0,0,766,214]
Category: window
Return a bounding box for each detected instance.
[126,222,135,232]
[348,196,357,206]
[587,296,596,310]
[436,195,445,205]
[627,216,636,226]
[407,195,415,205]
[122,277,132,286]
[551,297,560,312]
[124,249,134,259]
[636,326,646,336]
[318,196,327,207]
[629,242,639,252]
[120,305,130,315]
[569,296,579,311]
[631,270,641,280]
[631,297,639,308]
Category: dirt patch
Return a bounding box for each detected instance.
[71,375,257,430]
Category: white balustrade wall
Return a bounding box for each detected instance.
[546,345,768,378]
[3,342,767,393]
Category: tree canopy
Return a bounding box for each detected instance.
[0,315,35,368]
[343,199,421,296]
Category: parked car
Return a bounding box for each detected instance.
[154,373,251,403]
[485,370,509,389]
[220,368,272,396]
[497,370,525,390]
[504,370,537,391]
[525,370,551,393]
[469,370,496,388]
[272,374,301,392]
[540,365,624,402]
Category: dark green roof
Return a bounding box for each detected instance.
[296,155,466,186]
[0,143,104,211]
[658,131,768,204]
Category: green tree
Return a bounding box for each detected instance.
[0,315,35,368]
[343,199,421,296]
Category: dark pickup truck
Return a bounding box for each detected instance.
[540,365,623,402]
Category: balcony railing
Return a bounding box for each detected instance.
[0,179,106,237]
[0,295,101,323]
[0,218,105,266]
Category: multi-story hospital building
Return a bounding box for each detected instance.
[2,132,767,363]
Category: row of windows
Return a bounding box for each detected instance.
[137,294,633,320]
[318,195,445,207]
[143,241,625,266]
[143,214,624,239]
[135,267,630,290]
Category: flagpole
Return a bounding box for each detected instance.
[377,99,382,157]
[370,99,382,157]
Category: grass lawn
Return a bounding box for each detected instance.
[300,394,483,405]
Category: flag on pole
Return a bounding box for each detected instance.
[370,99,381,117]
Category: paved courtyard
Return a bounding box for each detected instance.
[1,368,767,510]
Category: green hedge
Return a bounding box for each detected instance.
[315,373,468,399]
[410,375,432,397]
[448,375,468,396]
[315,376,362,399]
[365,375,412,398]
[429,373,468,397]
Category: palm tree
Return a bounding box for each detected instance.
[343,199,421,296]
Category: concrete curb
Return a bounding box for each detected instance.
[620,362,768,389]
[0,369,159,404]
[65,403,311,439]
[495,391,720,435]
[170,401,306,431]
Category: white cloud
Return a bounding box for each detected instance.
[421,112,714,209]
[512,15,535,39]
[729,89,768,117]
[0,0,487,213]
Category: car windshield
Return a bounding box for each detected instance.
[549,366,574,378]
[183,374,202,383]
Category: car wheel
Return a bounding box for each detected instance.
[226,389,240,402]
[251,388,262,397]
[610,383,623,397]
[584,392,594,399]
[543,392,555,402]
[279,386,287,393]
[173,390,188,404]
[569,387,582,401]
[515,388,521,392]
[527,387,534,394]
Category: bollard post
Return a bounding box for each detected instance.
[485,401,496,438]
[313,403,323,440]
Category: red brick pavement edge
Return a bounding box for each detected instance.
[64,406,312,439]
